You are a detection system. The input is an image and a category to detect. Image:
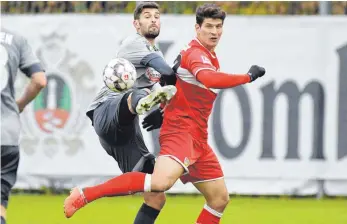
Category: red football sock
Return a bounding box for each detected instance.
[196,204,222,224]
[82,172,146,203]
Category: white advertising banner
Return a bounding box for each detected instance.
[2,15,347,195]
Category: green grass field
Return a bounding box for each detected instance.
[6,194,347,224]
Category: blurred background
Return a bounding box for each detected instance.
[1,1,347,224]
[1,1,347,14]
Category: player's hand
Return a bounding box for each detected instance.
[142,108,164,131]
[160,74,177,86]
[247,65,266,82]
[16,100,25,113]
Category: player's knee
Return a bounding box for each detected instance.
[151,177,175,192]
[152,182,172,192]
[144,192,166,210]
[221,193,230,207]
[208,193,230,212]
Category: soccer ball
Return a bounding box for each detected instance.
[103,58,137,92]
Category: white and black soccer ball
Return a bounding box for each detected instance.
[103,58,137,92]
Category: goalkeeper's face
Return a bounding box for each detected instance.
[136,8,161,39]
[195,18,223,51]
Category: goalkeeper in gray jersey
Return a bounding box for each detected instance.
[64,2,176,223]
[1,28,46,224]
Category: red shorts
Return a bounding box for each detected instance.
[159,132,224,184]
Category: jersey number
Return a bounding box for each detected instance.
[0,45,9,91]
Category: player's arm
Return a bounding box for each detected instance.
[141,53,177,86]
[187,50,265,89]
[16,37,46,113]
[141,53,175,76]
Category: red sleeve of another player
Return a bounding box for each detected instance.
[185,49,216,76]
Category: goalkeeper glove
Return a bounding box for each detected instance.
[247,65,266,82]
[142,108,164,131]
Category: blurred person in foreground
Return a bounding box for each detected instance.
[1,27,46,224]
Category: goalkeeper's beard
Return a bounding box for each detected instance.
[144,30,160,39]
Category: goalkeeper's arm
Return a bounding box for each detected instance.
[140,53,175,76]
[140,53,177,86]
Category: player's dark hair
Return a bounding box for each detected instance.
[134,1,160,20]
[196,3,226,26]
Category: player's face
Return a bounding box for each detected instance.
[135,8,161,39]
[195,18,223,51]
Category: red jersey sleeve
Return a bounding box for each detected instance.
[180,46,250,89]
[184,49,216,76]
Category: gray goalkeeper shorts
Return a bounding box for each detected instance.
[92,94,155,174]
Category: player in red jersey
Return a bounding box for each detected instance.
[63,3,265,223]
